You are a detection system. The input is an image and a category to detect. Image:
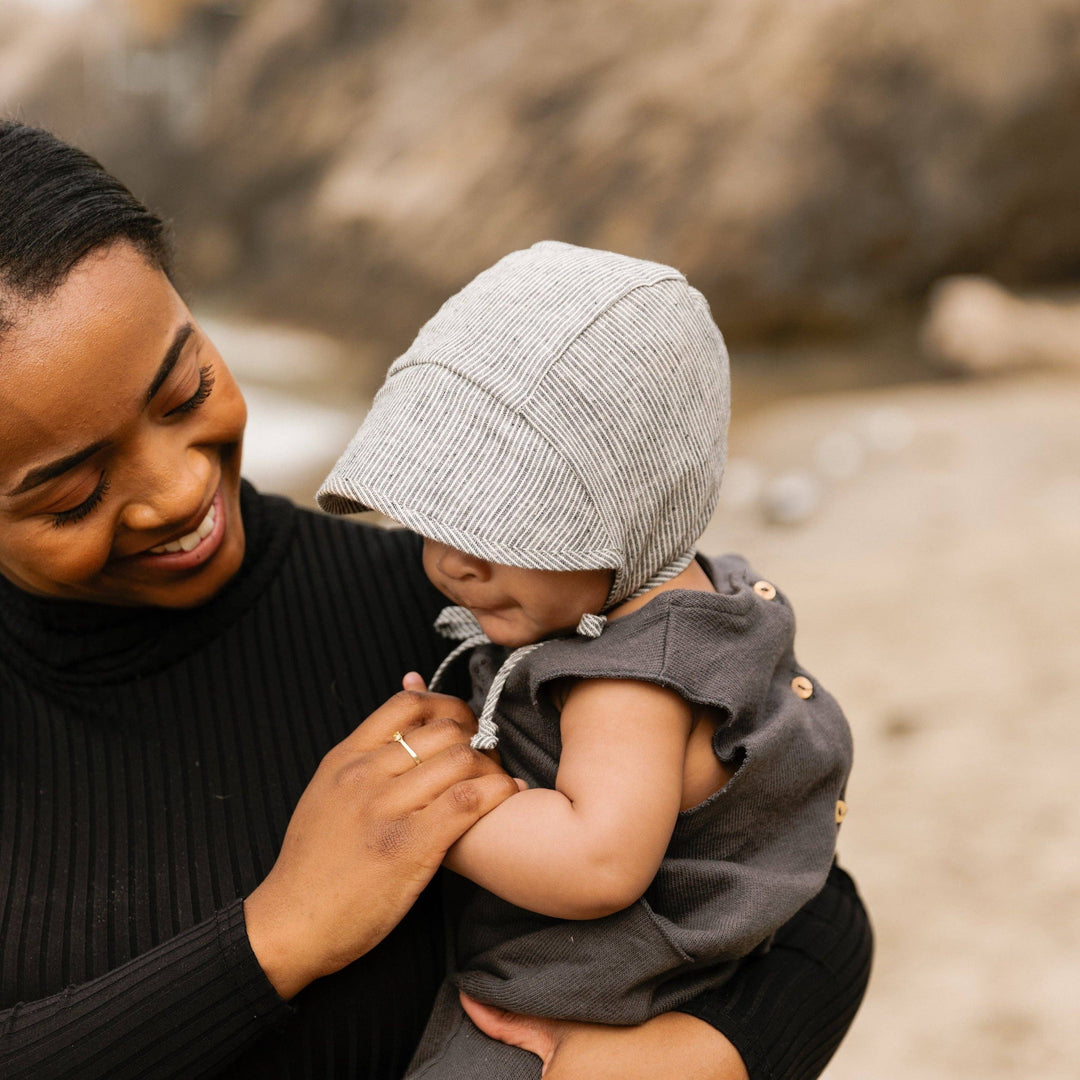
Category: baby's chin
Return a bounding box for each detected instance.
[472,610,542,649]
[476,622,535,649]
[474,610,589,650]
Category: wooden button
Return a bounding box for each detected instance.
[791,675,814,699]
[835,799,848,824]
[753,580,777,600]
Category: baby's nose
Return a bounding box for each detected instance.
[438,545,490,581]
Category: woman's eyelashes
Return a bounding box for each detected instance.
[49,363,216,527]
[165,364,215,418]
[51,472,110,529]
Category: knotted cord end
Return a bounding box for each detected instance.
[429,605,490,691]
[470,729,499,751]
[576,612,607,638]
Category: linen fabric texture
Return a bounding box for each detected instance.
[405,555,854,1080]
[317,240,730,607]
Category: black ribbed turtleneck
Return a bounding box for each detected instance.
[0,483,874,1080]
[0,483,452,1079]
[0,478,285,683]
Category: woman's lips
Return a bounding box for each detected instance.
[149,502,217,554]
[128,487,227,572]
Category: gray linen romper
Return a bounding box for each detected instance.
[406,554,853,1079]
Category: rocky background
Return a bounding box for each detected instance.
[4,2,1080,1077]
[8,0,1080,355]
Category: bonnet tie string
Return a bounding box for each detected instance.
[427,549,695,750]
[429,606,605,750]
[428,607,489,691]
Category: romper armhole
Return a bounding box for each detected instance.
[523,583,779,729]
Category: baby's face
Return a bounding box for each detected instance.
[422,539,612,648]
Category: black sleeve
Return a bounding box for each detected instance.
[0,900,291,1080]
[676,864,872,1080]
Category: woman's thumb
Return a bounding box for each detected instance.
[460,992,558,1067]
[402,671,428,691]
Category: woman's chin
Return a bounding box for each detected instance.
[158,535,245,608]
[106,484,247,609]
[152,501,246,608]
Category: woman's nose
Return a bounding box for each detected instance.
[120,446,212,534]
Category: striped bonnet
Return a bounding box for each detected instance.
[317,240,730,608]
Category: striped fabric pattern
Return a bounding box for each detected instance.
[318,241,730,606]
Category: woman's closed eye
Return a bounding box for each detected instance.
[164,363,215,418]
[51,470,110,528]
[49,364,216,527]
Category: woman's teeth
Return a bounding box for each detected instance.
[149,505,216,555]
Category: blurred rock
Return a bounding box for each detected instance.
[9,0,1080,360]
[859,406,915,453]
[761,471,822,526]
[814,430,866,481]
[124,0,224,44]
[718,456,765,510]
[189,310,373,503]
[922,274,1080,373]
[195,312,355,389]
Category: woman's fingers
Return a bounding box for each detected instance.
[335,689,478,755]
[416,769,524,851]
[382,725,528,827]
[388,689,477,740]
[379,716,479,777]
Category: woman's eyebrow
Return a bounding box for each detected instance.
[145,322,195,403]
[7,440,109,497]
[5,323,196,498]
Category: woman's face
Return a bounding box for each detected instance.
[0,241,247,608]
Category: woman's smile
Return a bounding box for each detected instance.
[124,483,228,570]
[0,242,248,608]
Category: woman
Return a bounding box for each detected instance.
[0,121,872,1079]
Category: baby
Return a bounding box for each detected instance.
[318,241,852,1079]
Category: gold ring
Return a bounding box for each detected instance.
[392,730,422,767]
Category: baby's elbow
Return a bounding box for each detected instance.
[563,861,649,920]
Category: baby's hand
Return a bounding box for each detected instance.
[402,671,428,692]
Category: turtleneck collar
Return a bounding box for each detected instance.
[0,481,295,688]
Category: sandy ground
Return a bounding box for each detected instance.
[700,373,1080,1080]
[227,313,1080,1079]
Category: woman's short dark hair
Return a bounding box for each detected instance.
[0,121,171,327]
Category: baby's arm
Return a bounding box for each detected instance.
[443,677,692,919]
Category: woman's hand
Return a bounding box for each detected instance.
[243,690,522,1000]
[462,994,749,1080]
